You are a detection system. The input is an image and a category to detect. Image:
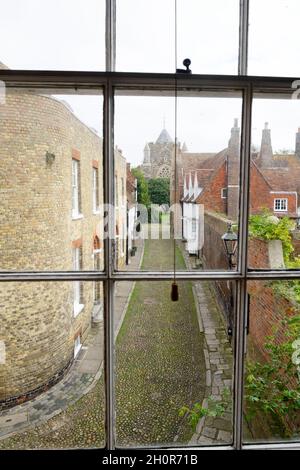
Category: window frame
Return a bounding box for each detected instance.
[1,0,300,452]
[274,198,288,212]
[92,166,100,213]
[72,158,82,219]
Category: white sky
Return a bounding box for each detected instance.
[1,0,300,166]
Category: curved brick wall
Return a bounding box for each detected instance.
[0,90,103,406]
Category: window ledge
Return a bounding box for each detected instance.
[93,209,101,215]
[72,213,84,221]
[74,303,84,318]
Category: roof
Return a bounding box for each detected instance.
[156,128,173,144]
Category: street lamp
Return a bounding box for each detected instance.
[222,223,238,270]
[222,223,238,339]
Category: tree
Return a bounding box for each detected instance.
[148,178,170,206]
[131,168,150,207]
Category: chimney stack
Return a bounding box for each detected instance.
[227,118,240,222]
[259,122,273,167]
[295,128,300,158]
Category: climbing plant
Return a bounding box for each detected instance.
[245,313,300,437]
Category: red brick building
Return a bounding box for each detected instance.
[177,120,300,226]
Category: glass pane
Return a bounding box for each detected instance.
[249,0,300,77]
[0,88,104,271]
[248,96,300,270]
[114,91,242,271]
[0,281,105,449]
[244,280,300,443]
[115,280,234,447]
[116,0,239,74]
[0,0,105,70]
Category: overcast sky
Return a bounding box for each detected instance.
[1,0,300,166]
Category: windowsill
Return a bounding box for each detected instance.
[73,303,84,318]
[93,209,101,215]
[72,213,84,221]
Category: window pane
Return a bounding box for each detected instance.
[0,0,105,70]
[115,280,234,447]
[0,281,105,449]
[0,88,104,271]
[244,280,300,443]
[114,91,242,271]
[116,0,239,74]
[249,0,300,77]
[248,96,300,270]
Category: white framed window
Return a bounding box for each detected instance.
[92,167,99,213]
[74,334,82,358]
[274,198,288,212]
[121,177,125,206]
[192,218,197,234]
[221,187,228,199]
[73,246,84,317]
[72,159,81,218]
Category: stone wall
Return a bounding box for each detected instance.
[0,89,114,406]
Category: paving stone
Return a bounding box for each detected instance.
[213,418,232,432]
[202,427,217,439]
[217,430,232,443]
[206,370,211,387]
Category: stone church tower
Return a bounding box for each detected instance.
[140,128,175,179]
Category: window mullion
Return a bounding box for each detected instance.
[105,0,116,72]
[233,84,252,449]
[238,0,250,75]
[103,78,116,450]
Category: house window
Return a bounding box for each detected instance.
[72,159,81,218]
[192,218,197,234]
[221,187,228,199]
[74,334,82,358]
[274,198,288,212]
[92,167,99,212]
[73,246,84,317]
[93,236,102,303]
[121,177,125,206]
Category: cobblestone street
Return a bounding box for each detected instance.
[0,230,233,448]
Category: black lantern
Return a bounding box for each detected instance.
[222,223,238,269]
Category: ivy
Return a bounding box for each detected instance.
[245,314,300,437]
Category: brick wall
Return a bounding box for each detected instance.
[202,211,235,330]
[197,162,227,214]
[0,89,114,405]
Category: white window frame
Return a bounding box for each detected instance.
[73,247,84,317]
[74,334,82,358]
[92,167,100,213]
[274,198,288,212]
[221,187,228,199]
[72,159,82,219]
